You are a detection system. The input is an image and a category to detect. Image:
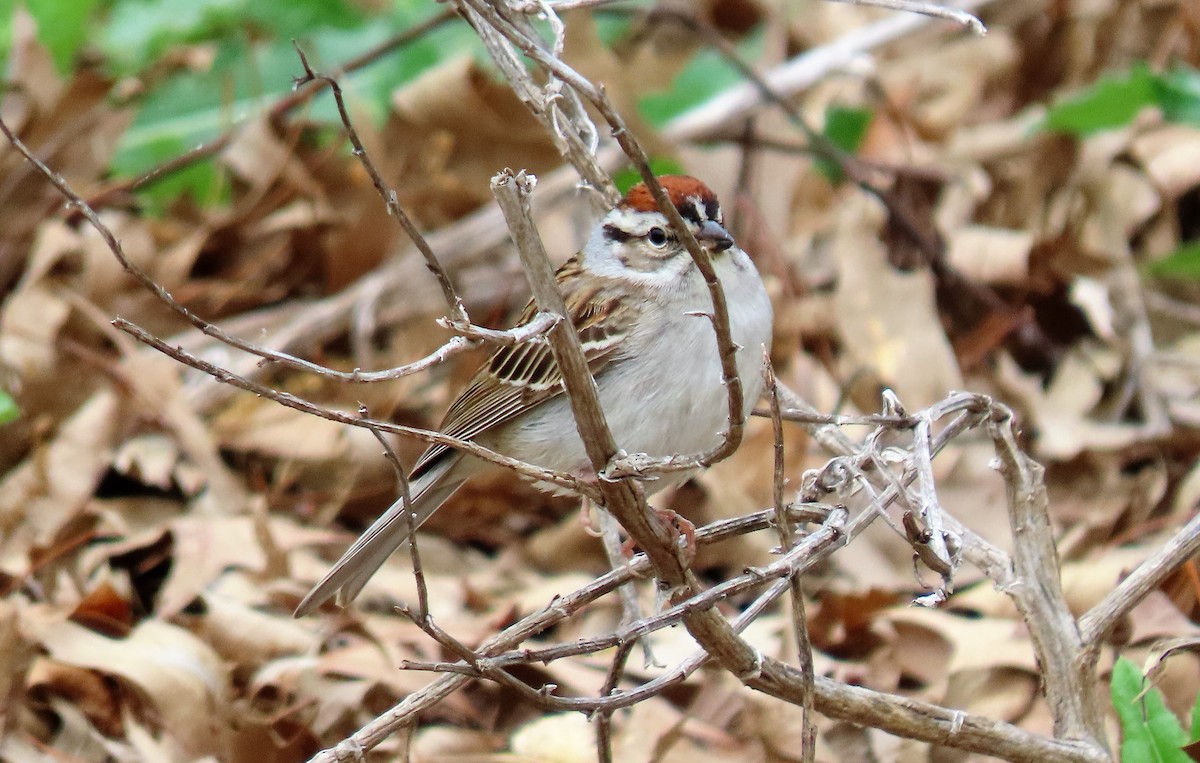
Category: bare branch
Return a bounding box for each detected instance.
[462,0,750,482]
[310,503,830,759]
[82,9,458,208]
[986,406,1107,748]
[113,318,594,499]
[357,404,430,620]
[1079,509,1200,647]
[0,109,551,395]
[292,44,468,325]
[825,0,987,34]
[912,413,957,588]
[490,170,623,473]
[766,355,816,763]
[809,676,1108,763]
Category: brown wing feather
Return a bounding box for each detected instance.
[411,256,634,478]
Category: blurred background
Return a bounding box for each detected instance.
[1,0,1199,760]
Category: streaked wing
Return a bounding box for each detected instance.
[411,256,635,478]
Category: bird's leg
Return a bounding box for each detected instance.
[578,499,603,537]
[618,507,697,566]
[655,508,697,565]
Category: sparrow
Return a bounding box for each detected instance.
[295,175,772,615]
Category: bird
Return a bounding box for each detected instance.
[295,175,773,616]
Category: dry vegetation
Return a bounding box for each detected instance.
[2,0,1200,761]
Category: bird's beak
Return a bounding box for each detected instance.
[695,220,734,252]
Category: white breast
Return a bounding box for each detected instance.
[496,248,773,489]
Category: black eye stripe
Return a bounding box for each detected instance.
[603,223,634,243]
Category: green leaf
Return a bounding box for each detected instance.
[815,106,872,184]
[102,0,246,75]
[1155,66,1200,125]
[1112,657,1191,763]
[26,0,98,73]
[303,17,480,123]
[111,132,226,214]
[241,0,363,37]
[1190,685,1200,743]
[0,0,15,66]
[1145,241,1200,281]
[1043,63,1159,135]
[101,0,369,75]
[0,391,17,426]
[638,28,763,128]
[613,158,687,195]
[105,0,473,210]
[594,13,634,47]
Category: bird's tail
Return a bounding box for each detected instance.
[293,457,465,617]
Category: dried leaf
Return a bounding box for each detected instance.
[832,195,964,410]
[0,390,118,554]
[29,616,232,758]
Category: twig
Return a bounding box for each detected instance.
[986,406,1107,749]
[765,356,816,762]
[1107,234,1171,438]
[595,639,635,763]
[461,0,749,483]
[403,509,848,713]
[809,675,1108,763]
[0,110,547,395]
[357,404,429,620]
[826,0,987,34]
[461,2,616,206]
[292,45,467,324]
[384,492,1103,763]
[783,386,1015,602]
[489,169,636,497]
[912,413,956,588]
[755,407,918,427]
[250,312,556,385]
[315,504,827,760]
[1079,509,1200,647]
[596,508,659,668]
[82,9,458,208]
[113,317,594,499]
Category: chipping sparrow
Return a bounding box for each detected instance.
[295,176,773,615]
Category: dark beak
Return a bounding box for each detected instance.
[696,220,734,252]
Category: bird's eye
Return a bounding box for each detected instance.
[647,227,669,247]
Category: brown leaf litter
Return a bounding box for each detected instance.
[1,0,1199,760]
